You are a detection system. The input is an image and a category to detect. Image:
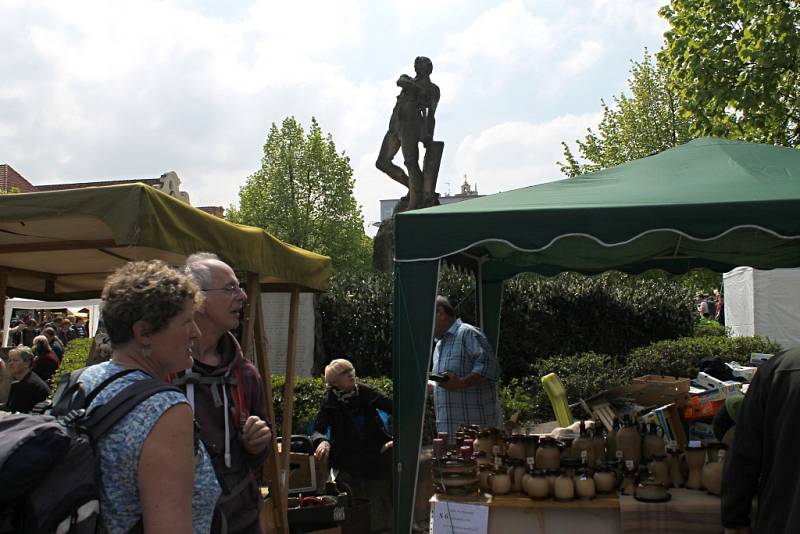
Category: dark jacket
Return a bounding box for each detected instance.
[311,383,393,480]
[32,350,60,383]
[722,347,800,532]
[7,371,50,413]
[174,332,270,534]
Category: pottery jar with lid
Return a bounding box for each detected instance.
[509,460,526,492]
[523,434,539,459]
[706,443,727,464]
[594,466,616,493]
[478,466,493,491]
[648,454,670,487]
[606,418,620,462]
[545,469,558,495]
[523,469,550,499]
[554,470,575,502]
[572,420,596,467]
[619,467,637,495]
[488,469,512,495]
[685,443,706,490]
[616,416,642,469]
[575,468,596,500]
[536,437,562,471]
[476,430,494,456]
[507,435,526,460]
[642,423,666,461]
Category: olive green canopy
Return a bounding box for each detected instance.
[393,138,800,534]
[0,183,331,298]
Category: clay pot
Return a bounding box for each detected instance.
[476,430,494,456]
[617,417,642,469]
[685,445,706,490]
[667,448,685,488]
[606,418,620,462]
[575,469,596,500]
[478,467,493,491]
[507,435,526,460]
[594,467,616,494]
[706,443,727,464]
[510,461,526,492]
[619,467,637,495]
[554,471,575,502]
[523,435,539,459]
[592,424,606,466]
[648,454,670,487]
[536,437,562,471]
[488,470,512,495]
[702,461,723,496]
[546,470,558,495]
[642,423,665,462]
[572,420,596,467]
[523,469,550,499]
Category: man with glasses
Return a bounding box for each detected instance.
[177,253,272,534]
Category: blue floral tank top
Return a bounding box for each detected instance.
[78,361,221,534]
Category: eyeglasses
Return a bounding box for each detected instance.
[201,284,244,296]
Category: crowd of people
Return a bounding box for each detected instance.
[695,289,725,325]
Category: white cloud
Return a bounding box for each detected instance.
[559,40,606,77]
[453,112,603,193]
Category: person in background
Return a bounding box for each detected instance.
[4,345,50,413]
[179,252,272,534]
[312,359,394,534]
[57,318,73,346]
[32,335,60,383]
[73,317,88,338]
[430,295,502,439]
[42,327,65,362]
[76,260,220,533]
[714,289,725,325]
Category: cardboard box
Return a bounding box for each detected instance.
[585,375,691,410]
[266,443,330,494]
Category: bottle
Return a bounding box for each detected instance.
[572,420,595,467]
[642,423,665,461]
[616,416,642,469]
[606,418,620,462]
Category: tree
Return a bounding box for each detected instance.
[559,49,694,177]
[659,0,800,147]
[227,117,372,272]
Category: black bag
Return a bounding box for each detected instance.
[0,368,182,534]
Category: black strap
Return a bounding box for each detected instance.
[84,379,183,441]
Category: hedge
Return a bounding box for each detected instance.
[50,337,94,395]
[320,270,696,377]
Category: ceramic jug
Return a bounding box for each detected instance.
[507,435,526,460]
[575,468,596,500]
[510,461,526,492]
[666,447,685,488]
[616,416,642,468]
[572,420,596,467]
[478,467,493,491]
[706,443,727,464]
[642,423,666,461]
[546,469,558,495]
[488,470,512,495]
[685,444,706,490]
[523,469,550,499]
[523,434,539,459]
[554,470,575,501]
[606,418,620,462]
[702,447,726,496]
[594,466,616,493]
[648,454,670,487]
[592,422,606,466]
[619,467,637,495]
[536,437,562,471]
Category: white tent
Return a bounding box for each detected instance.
[2,298,101,347]
[723,267,800,350]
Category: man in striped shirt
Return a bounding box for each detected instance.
[431,295,502,441]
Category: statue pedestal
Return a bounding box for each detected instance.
[372,194,439,272]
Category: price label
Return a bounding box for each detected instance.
[668,440,678,450]
[625,460,634,470]
[527,457,535,467]
[492,445,500,455]
[616,450,624,460]
[718,450,726,462]
[580,450,588,463]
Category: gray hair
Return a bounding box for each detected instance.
[184,252,222,289]
[436,295,455,318]
[10,345,35,366]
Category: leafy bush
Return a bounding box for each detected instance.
[50,338,93,395]
[320,269,696,378]
[692,320,727,337]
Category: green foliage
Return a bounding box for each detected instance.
[692,320,728,337]
[659,0,800,147]
[50,338,93,395]
[0,186,21,194]
[227,116,372,272]
[559,49,694,177]
[320,269,695,378]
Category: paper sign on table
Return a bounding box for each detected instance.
[430,501,489,534]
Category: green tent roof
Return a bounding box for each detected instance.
[396,137,800,279]
[0,183,331,298]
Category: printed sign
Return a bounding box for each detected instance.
[431,501,489,534]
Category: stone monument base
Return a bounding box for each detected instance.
[372,194,439,272]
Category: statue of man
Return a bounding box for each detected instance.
[376,56,441,210]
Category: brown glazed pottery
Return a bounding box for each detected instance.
[702,446,727,496]
[606,418,620,462]
[488,470,512,495]
[706,443,727,464]
[554,470,576,502]
[667,448,685,488]
[572,420,596,467]
[523,434,539,459]
[648,454,671,487]
[523,469,550,499]
[536,437,562,471]
[575,468,596,500]
[594,466,616,493]
[642,423,666,462]
[507,435,526,460]
[592,423,607,466]
[685,444,706,490]
[616,416,643,469]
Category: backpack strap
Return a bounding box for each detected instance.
[84,378,183,441]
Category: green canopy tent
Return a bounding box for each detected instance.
[392,137,800,533]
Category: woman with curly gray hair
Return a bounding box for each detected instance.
[75,260,221,534]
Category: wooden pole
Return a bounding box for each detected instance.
[254,289,288,534]
[279,286,301,516]
[241,273,259,361]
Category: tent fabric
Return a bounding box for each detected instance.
[0,184,331,298]
[392,137,800,534]
[2,298,102,346]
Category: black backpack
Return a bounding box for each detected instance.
[0,368,182,534]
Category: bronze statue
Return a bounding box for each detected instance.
[375,56,443,210]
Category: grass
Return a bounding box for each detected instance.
[50,337,93,395]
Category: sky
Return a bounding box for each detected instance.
[0,0,669,235]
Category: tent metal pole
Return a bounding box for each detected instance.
[241,273,259,362]
[0,273,7,341]
[279,286,301,522]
